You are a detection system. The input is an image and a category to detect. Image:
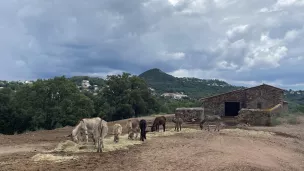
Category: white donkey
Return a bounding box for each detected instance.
[112,123,123,143]
[125,119,140,140]
[70,117,104,145]
[96,119,108,152]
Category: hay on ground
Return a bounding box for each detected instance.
[221,128,275,138]
[31,153,78,163]
[53,128,200,153]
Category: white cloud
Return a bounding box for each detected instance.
[226,25,249,38]
[169,68,220,79]
[168,0,180,6]
[275,0,304,7]
[216,61,238,70]
[239,33,288,71]
[160,51,185,61]
[284,29,300,41]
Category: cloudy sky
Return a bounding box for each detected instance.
[0,0,304,90]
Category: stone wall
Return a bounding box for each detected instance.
[201,84,284,116]
[175,107,204,122]
[236,109,271,126]
[236,103,285,126]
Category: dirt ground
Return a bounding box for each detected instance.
[0,115,304,171]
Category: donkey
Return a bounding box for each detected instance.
[70,117,103,145]
[151,116,166,132]
[126,118,140,140]
[112,123,123,143]
[199,114,222,131]
[96,119,108,153]
[172,117,183,132]
[139,119,148,141]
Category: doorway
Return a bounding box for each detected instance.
[225,102,240,116]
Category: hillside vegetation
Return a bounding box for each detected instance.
[0,68,304,134]
[139,68,243,98]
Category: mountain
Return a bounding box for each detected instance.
[139,68,243,99]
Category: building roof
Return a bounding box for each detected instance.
[199,84,285,101]
[176,107,204,110]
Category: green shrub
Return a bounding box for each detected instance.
[287,117,300,125]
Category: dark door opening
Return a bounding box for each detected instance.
[225,102,240,116]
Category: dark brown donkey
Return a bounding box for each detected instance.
[151,116,166,132]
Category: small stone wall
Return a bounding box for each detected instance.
[175,107,204,122]
[236,109,271,126]
[236,103,285,126]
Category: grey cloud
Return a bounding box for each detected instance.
[0,0,304,89]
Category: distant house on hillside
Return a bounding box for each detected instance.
[93,85,98,91]
[81,80,91,89]
[24,80,33,84]
[161,92,188,99]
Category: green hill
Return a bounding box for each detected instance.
[139,68,243,99]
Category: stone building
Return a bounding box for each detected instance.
[199,84,288,117]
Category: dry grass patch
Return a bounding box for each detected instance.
[221,128,275,138]
[52,128,200,154]
[31,153,78,163]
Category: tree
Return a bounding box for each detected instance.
[0,88,14,134]
[10,76,95,133]
[99,72,160,121]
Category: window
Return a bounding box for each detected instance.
[257,102,262,109]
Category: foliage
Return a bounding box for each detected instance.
[0,73,166,134]
[68,76,105,87]
[99,72,161,121]
[0,77,95,134]
[271,111,303,126]
[139,68,243,99]
[0,80,24,91]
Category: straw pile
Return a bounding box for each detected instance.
[31,153,78,163]
[53,128,200,153]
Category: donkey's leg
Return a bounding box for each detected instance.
[179,123,182,131]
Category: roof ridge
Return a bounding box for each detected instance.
[199,84,285,101]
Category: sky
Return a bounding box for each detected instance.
[0,0,304,90]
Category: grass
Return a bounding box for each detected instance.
[271,112,303,126]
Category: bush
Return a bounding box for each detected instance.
[287,117,300,125]
[270,117,282,126]
[271,111,302,126]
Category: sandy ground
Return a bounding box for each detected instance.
[0,115,304,171]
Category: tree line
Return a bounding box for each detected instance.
[0,73,199,135]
